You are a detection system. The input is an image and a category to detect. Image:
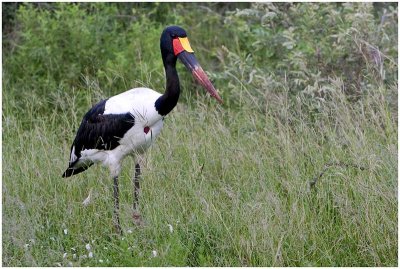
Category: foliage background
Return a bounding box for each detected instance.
[2,2,398,266]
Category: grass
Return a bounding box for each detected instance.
[2,81,397,266]
[2,2,398,267]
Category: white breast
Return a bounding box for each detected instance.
[104,87,165,155]
[118,118,164,155]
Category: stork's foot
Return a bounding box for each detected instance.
[132,211,144,226]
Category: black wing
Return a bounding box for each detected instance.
[63,99,135,177]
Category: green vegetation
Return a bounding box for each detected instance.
[2,2,397,266]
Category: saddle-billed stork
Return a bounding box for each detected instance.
[62,26,222,234]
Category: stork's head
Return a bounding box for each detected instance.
[160,26,223,103]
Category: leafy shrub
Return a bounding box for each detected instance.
[218,2,397,108]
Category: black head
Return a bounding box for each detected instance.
[163,25,188,39]
[159,25,223,103]
[160,26,190,62]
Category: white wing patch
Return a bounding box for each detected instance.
[104,88,162,116]
[70,146,77,163]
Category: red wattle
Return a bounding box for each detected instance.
[173,38,184,56]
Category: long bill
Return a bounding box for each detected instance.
[177,51,223,103]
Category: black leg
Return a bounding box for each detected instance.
[133,163,141,211]
[113,176,122,235]
[132,163,143,225]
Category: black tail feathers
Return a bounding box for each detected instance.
[62,163,93,178]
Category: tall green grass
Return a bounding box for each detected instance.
[2,2,397,266]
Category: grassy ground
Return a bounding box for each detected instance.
[2,2,398,266]
[3,84,397,266]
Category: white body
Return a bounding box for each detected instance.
[74,87,164,177]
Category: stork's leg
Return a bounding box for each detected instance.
[132,163,143,225]
[133,163,141,211]
[113,176,122,235]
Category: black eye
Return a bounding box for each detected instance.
[171,33,177,38]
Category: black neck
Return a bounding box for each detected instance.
[155,55,180,116]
